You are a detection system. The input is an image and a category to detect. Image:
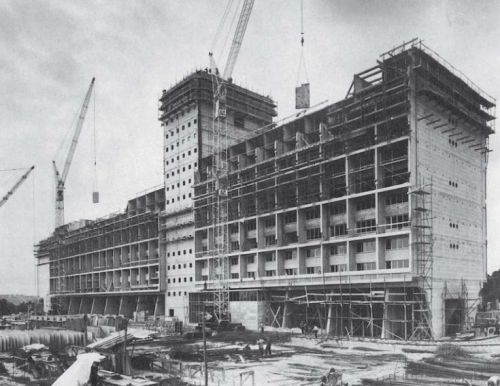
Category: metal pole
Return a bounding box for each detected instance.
[203,304,208,386]
[123,319,128,375]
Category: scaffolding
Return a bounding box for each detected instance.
[209,71,231,324]
[443,278,479,336]
[190,41,494,339]
[409,181,433,340]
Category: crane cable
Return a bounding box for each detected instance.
[92,83,98,194]
[54,108,80,169]
[219,0,242,70]
[296,0,309,86]
[210,0,242,73]
[210,0,233,53]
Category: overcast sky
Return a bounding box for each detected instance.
[1,0,499,295]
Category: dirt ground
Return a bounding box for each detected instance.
[174,333,500,385]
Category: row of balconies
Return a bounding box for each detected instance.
[195,201,409,256]
[49,266,160,294]
[219,119,409,176]
[196,177,410,226]
[49,250,160,276]
[196,236,410,282]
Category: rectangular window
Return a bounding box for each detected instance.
[230,241,240,251]
[247,272,255,278]
[284,250,294,260]
[230,257,238,265]
[306,248,320,258]
[331,202,346,215]
[356,240,375,253]
[305,206,320,220]
[356,196,375,211]
[265,254,276,262]
[306,266,320,274]
[386,214,409,229]
[385,259,409,269]
[306,228,321,240]
[231,273,240,279]
[356,218,376,233]
[247,256,255,264]
[246,221,256,230]
[264,217,275,227]
[331,223,347,237]
[284,211,297,223]
[356,262,376,271]
[285,268,297,275]
[330,244,346,255]
[385,192,408,205]
[265,236,276,246]
[385,236,409,250]
[265,270,276,277]
[330,264,347,273]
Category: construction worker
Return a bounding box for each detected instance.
[257,338,265,357]
[265,338,272,356]
[312,325,319,339]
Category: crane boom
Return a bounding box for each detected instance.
[0,165,35,208]
[54,77,95,228]
[222,0,255,80]
[61,77,95,183]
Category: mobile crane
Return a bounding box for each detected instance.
[53,77,95,228]
[0,165,35,209]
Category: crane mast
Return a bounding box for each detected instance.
[53,77,95,228]
[210,0,255,324]
[0,166,35,209]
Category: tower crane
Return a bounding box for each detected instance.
[53,77,95,228]
[209,0,255,325]
[0,165,35,209]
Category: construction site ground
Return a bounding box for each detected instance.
[159,330,500,385]
[3,326,500,385]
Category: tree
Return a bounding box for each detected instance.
[0,298,16,316]
[480,270,500,304]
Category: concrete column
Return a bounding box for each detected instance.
[104,296,120,315]
[282,291,290,328]
[119,296,137,318]
[326,303,333,335]
[91,297,106,315]
[79,297,92,314]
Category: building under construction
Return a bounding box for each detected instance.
[191,40,495,339]
[35,70,276,321]
[35,40,495,340]
[35,187,166,318]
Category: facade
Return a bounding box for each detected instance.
[35,41,495,339]
[35,187,165,318]
[158,70,276,321]
[192,41,495,338]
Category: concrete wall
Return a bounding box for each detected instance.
[415,97,487,337]
[229,301,267,331]
[162,103,198,321]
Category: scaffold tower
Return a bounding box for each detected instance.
[410,180,433,340]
